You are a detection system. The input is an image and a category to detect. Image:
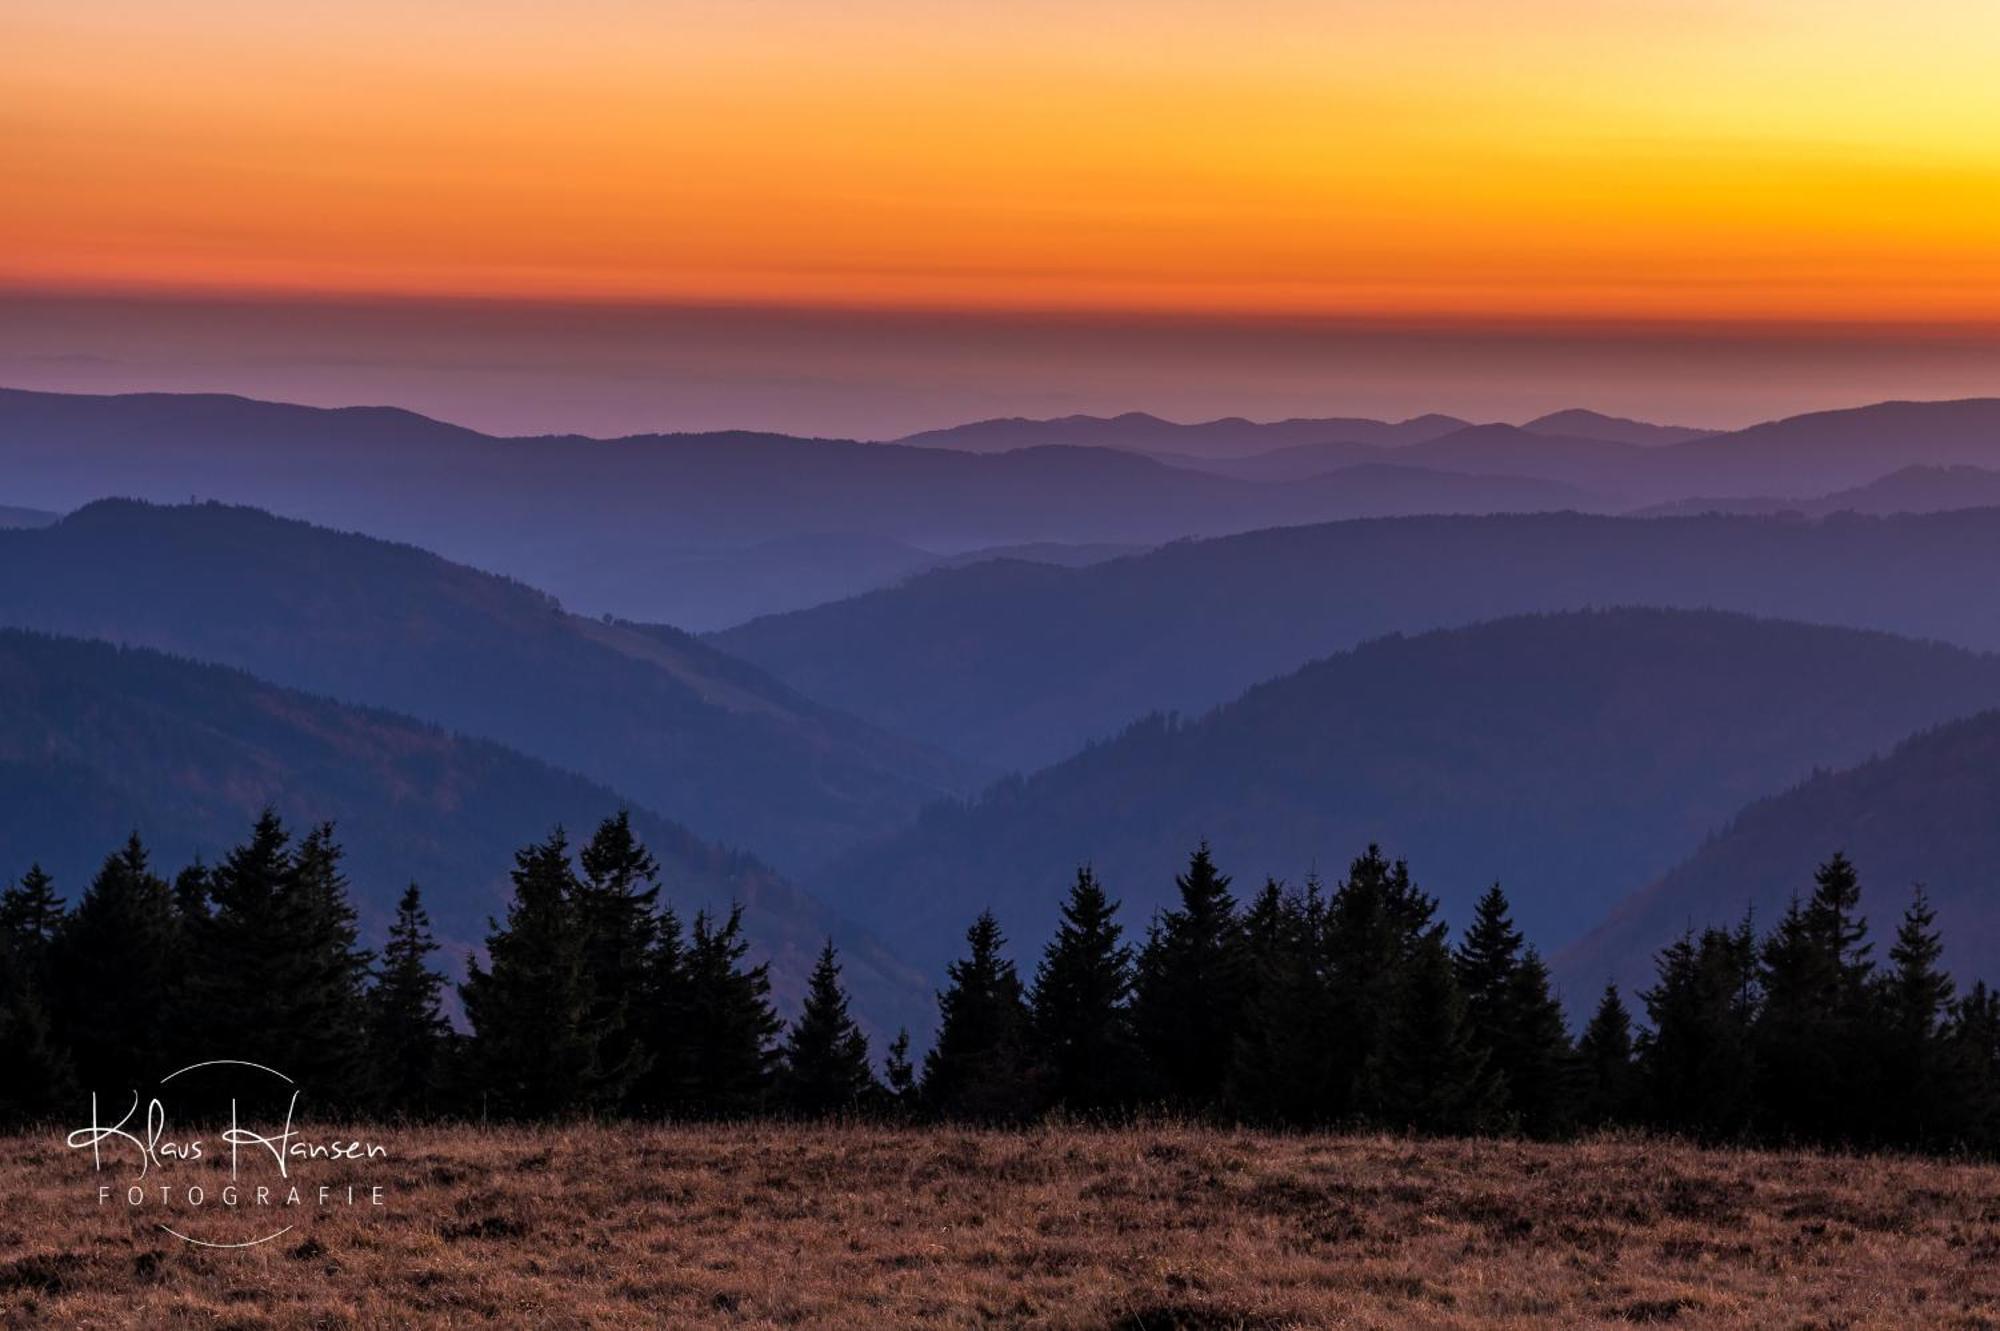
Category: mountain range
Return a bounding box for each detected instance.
[715,507,2000,772]
[809,611,2000,981]
[0,500,971,874]
[0,629,927,1031]
[10,388,2000,629]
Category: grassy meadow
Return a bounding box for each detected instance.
[2,1123,1997,1329]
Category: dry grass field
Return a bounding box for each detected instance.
[3,1121,1998,1329]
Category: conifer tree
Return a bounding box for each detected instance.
[924,911,1035,1120]
[1378,928,1494,1133]
[281,824,373,1099]
[367,884,453,1116]
[1944,983,2000,1152]
[679,904,781,1117]
[574,811,660,1110]
[1029,866,1135,1114]
[779,940,875,1115]
[1872,887,1953,1145]
[0,937,73,1126]
[1320,846,1440,1121]
[461,827,593,1118]
[883,1028,917,1108]
[634,904,693,1113]
[1639,922,1758,1139]
[1756,855,1880,1143]
[1575,983,1636,1126]
[1132,843,1246,1109]
[1454,886,1573,1136]
[50,834,182,1092]
[1229,878,1329,1124]
[0,864,63,964]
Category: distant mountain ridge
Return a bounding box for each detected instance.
[715,507,2000,772]
[810,610,2000,982]
[0,500,972,874]
[0,629,927,1032]
[1631,465,2000,520]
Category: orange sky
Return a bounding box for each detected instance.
[6,0,2000,323]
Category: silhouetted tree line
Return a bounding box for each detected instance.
[4,818,1998,1156]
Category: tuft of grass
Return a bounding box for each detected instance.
[1,1123,1997,1327]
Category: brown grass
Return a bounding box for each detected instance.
[3,1122,1999,1328]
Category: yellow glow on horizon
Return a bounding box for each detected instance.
[6,0,2000,322]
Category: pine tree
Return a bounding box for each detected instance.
[574,812,660,1111]
[366,885,453,1116]
[1377,928,1493,1133]
[0,864,63,963]
[1639,921,1758,1139]
[281,824,373,1100]
[1229,878,1329,1125]
[1320,846,1442,1122]
[50,834,182,1093]
[679,905,781,1117]
[1452,885,1570,1133]
[1575,983,1636,1126]
[1131,843,1246,1109]
[187,811,296,1068]
[633,904,693,1113]
[883,1028,918,1108]
[1755,855,1880,1144]
[461,827,593,1118]
[1879,888,1955,1148]
[923,911,1035,1120]
[779,941,875,1116]
[1029,866,1135,1115]
[1944,983,2000,1152]
[0,936,73,1127]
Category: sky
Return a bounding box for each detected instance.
[4,0,1999,434]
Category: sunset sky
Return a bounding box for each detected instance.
[4,0,1999,433]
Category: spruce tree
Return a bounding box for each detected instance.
[281,824,373,1100]
[634,904,693,1113]
[778,940,875,1116]
[923,911,1035,1121]
[1575,983,1636,1126]
[0,937,73,1126]
[1756,856,1879,1144]
[461,827,593,1118]
[1944,983,2000,1152]
[574,811,660,1110]
[1320,846,1441,1122]
[50,834,182,1092]
[188,812,296,1069]
[366,885,453,1116]
[1880,889,1955,1148]
[679,905,781,1117]
[1453,885,1575,1136]
[1377,928,1493,1133]
[1131,844,1246,1109]
[883,1028,918,1108]
[0,864,63,963]
[1639,922,1758,1139]
[1029,866,1135,1115]
[1229,878,1329,1125]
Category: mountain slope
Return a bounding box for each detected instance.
[1561,710,2000,1000]
[1632,465,2000,520]
[0,500,970,873]
[0,389,1581,625]
[1522,409,1715,447]
[714,508,2000,772]
[0,630,925,1030]
[812,611,2000,980]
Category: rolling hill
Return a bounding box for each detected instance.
[1560,708,2000,1001]
[809,611,2000,981]
[0,630,927,1032]
[0,500,971,874]
[1632,465,2000,520]
[714,507,2000,772]
[0,388,1598,627]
